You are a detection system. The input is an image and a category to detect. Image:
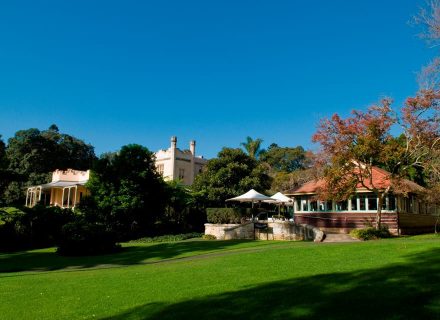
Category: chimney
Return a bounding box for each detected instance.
[190,140,196,155]
[171,136,177,149]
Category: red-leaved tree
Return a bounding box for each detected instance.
[312,99,414,229]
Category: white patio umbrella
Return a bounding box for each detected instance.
[226,189,275,208]
[269,192,294,205]
[264,192,294,218]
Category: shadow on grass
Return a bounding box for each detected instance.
[102,248,440,320]
[0,240,258,273]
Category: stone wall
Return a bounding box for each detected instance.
[205,221,324,242]
[204,222,254,240]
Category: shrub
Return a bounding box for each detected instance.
[202,234,216,240]
[57,220,120,256]
[350,226,391,240]
[129,232,203,243]
[0,206,75,251]
[206,208,257,224]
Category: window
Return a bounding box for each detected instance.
[336,200,348,211]
[178,168,185,180]
[325,201,333,211]
[367,194,377,211]
[358,194,366,211]
[301,198,309,211]
[310,200,318,211]
[298,196,309,211]
[350,196,357,211]
[296,198,301,211]
[157,164,164,176]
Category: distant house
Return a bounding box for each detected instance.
[155,136,207,185]
[285,166,439,235]
[25,169,89,209]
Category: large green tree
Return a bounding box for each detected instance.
[260,143,308,173]
[82,144,167,238]
[3,125,96,204]
[192,148,272,207]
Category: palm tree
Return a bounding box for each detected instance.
[240,137,264,159]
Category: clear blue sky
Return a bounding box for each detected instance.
[0,0,434,158]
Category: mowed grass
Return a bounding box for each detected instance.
[0,235,439,320]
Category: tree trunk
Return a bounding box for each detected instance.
[376,193,384,230]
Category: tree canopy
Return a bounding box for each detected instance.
[192,148,272,207]
[260,143,308,173]
[312,99,408,228]
[82,144,167,238]
[2,125,96,204]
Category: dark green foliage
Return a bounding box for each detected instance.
[206,207,255,224]
[82,144,168,240]
[192,148,272,207]
[129,232,203,243]
[157,181,207,234]
[57,219,120,256]
[260,144,308,173]
[0,135,10,206]
[3,125,95,204]
[0,206,75,251]
[350,226,392,240]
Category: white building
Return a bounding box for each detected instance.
[26,169,89,209]
[155,136,207,185]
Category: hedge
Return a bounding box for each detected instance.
[206,208,257,224]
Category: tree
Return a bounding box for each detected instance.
[240,137,264,159]
[82,144,167,239]
[0,135,10,205]
[413,1,440,90]
[4,125,96,204]
[260,143,308,173]
[402,89,440,232]
[192,148,272,207]
[269,169,315,194]
[312,99,408,229]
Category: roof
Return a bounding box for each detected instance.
[38,180,88,190]
[284,166,425,196]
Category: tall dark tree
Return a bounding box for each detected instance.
[0,135,10,205]
[82,144,167,239]
[192,148,272,207]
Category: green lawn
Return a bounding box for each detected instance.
[0,235,439,320]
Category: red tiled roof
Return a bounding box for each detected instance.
[284,166,424,195]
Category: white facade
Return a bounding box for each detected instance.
[155,136,207,185]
